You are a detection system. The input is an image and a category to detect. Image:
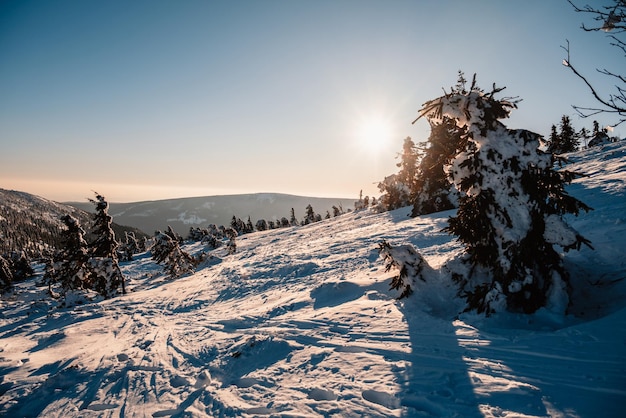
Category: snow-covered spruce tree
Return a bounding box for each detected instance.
[0,255,13,292]
[7,251,35,281]
[255,219,268,231]
[411,117,463,217]
[88,193,124,297]
[52,214,91,296]
[378,240,433,299]
[303,204,317,225]
[224,227,237,255]
[417,75,592,314]
[289,208,298,226]
[151,231,196,278]
[377,137,419,211]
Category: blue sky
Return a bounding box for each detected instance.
[0,0,622,202]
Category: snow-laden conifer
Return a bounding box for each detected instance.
[0,255,13,292]
[88,193,125,297]
[416,74,592,314]
[52,214,90,296]
[151,231,196,278]
[378,240,433,299]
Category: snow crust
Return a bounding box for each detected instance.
[0,142,625,417]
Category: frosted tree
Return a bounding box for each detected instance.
[289,208,298,226]
[378,240,433,299]
[88,193,125,297]
[151,231,196,278]
[52,214,91,296]
[0,255,13,292]
[303,204,317,225]
[224,227,238,254]
[255,219,268,231]
[377,137,419,211]
[416,75,592,314]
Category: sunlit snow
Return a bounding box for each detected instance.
[1,142,625,417]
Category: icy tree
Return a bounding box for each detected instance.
[88,193,125,297]
[378,240,433,299]
[224,227,238,255]
[151,231,196,278]
[303,204,317,225]
[52,214,91,296]
[0,255,13,292]
[416,75,592,314]
[289,208,298,226]
[377,137,419,211]
[255,219,268,231]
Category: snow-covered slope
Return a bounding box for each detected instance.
[1,142,625,417]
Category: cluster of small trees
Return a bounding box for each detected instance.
[45,193,125,300]
[225,204,344,235]
[547,116,620,154]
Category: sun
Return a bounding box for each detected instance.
[356,116,394,153]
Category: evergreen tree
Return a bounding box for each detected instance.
[289,208,298,226]
[88,193,124,297]
[7,251,35,281]
[224,227,237,254]
[378,240,433,299]
[256,219,268,231]
[411,116,463,217]
[396,136,420,197]
[0,255,13,292]
[377,137,419,211]
[592,120,600,137]
[151,231,196,278]
[53,214,90,295]
[417,74,592,314]
[245,216,254,234]
[578,126,590,148]
[303,204,316,225]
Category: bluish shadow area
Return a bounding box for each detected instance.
[397,303,482,417]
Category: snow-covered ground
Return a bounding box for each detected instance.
[1,142,625,417]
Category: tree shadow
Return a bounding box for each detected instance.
[396,303,483,417]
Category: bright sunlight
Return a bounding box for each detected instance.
[356,116,394,154]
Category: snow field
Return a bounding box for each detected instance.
[1,142,625,417]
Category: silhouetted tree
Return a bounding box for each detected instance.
[563,1,626,126]
[411,116,463,217]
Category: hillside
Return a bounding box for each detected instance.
[0,142,625,417]
[0,190,147,259]
[66,193,357,236]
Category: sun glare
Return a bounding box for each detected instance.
[357,117,393,153]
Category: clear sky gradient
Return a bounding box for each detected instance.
[1,0,622,203]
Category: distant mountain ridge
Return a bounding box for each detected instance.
[0,188,147,258]
[66,193,357,235]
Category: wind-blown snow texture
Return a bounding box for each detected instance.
[1,142,625,417]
